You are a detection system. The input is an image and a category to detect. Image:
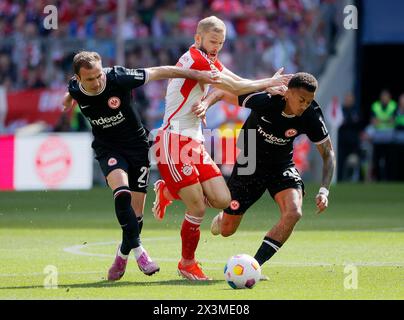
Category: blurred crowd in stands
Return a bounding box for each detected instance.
[337,90,404,182]
[0,0,342,137]
[0,0,340,91]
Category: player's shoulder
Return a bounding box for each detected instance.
[257,93,284,108]
[303,100,325,119]
[177,47,205,69]
[104,66,124,78]
[103,66,114,74]
[68,76,80,93]
[188,46,217,70]
[269,94,285,105]
[310,99,321,110]
[105,66,146,81]
[189,46,209,62]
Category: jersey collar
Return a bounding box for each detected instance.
[78,74,107,96]
[281,111,296,118]
[190,45,213,65]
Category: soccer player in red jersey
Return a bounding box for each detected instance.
[152,16,292,280]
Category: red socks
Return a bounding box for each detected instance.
[180,214,203,260]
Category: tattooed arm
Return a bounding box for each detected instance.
[315,137,336,213]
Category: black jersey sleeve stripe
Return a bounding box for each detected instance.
[239,91,271,109]
[113,66,147,90]
[313,135,330,145]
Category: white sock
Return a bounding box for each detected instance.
[118,249,129,260]
[133,245,145,259]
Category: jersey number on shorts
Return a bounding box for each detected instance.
[138,166,150,188]
[282,168,300,182]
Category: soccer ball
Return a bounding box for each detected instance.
[224,254,261,289]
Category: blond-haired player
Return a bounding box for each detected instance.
[152,16,292,280]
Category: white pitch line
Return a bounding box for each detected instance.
[0,271,106,278]
[368,227,404,232]
[62,240,404,268]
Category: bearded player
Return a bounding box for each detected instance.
[151,16,292,280]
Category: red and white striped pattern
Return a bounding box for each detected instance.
[163,131,182,183]
[162,46,223,141]
[184,213,203,225]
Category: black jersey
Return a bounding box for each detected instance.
[68,66,149,149]
[237,92,329,167]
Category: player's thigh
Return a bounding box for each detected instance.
[269,166,304,218]
[154,131,201,199]
[222,164,267,233]
[178,183,206,217]
[96,151,129,190]
[201,175,231,209]
[274,188,303,219]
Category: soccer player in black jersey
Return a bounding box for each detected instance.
[62,51,220,281]
[194,72,336,271]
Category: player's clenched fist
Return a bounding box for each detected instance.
[315,192,328,214]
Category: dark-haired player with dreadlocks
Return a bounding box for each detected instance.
[195,72,336,269]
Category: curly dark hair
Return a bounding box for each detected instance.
[288,72,318,92]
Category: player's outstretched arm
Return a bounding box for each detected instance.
[212,67,293,95]
[145,66,220,84]
[315,138,336,214]
[221,67,246,81]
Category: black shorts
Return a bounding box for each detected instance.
[93,141,150,193]
[224,162,305,215]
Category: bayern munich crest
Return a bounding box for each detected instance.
[181,164,193,176]
[108,96,121,109]
[285,128,298,137]
[108,157,117,166]
[230,200,240,210]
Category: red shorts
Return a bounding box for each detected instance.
[153,130,222,199]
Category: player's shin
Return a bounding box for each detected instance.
[113,186,142,255]
[254,236,283,266]
[180,214,203,263]
[137,215,144,234]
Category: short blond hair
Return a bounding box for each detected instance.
[196,16,226,35]
[73,51,101,75]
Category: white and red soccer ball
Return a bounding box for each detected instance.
[224,254,262,289]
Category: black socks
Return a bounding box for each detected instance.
[113,186,141,255]
[254,236,283,266]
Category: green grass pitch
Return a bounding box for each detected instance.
[0,183,403,300]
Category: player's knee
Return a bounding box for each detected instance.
[208,193,231,209]
[187,199,206,216]
[283,208,302,224]
[221,227,236,237]
[220,221,238,237]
